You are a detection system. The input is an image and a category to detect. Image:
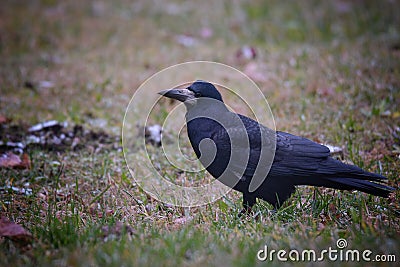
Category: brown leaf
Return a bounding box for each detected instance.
[0,216,33,245]
[20,153,31,169]
[0,115,10,124]
[0,152,31,169]
[0,152,21,168]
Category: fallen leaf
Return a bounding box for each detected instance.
[0,152,21,168]
[0,152,31,169]
[20,153,31,169]
[0,115,10,124]
[0,216,33,246]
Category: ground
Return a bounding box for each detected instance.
[0,0,399,266]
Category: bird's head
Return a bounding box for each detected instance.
[158,80,223,105]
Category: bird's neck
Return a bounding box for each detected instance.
[185,99,229,121]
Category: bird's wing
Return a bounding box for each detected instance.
[269,131,366,182]
[209,113,273,151]
[270,131,331,174]
[275,131,330,159]
[208,113,276,179]
[209,111,333,178]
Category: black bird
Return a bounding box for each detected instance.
[158,80,394,212]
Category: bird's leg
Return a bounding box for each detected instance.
[239,193,256,216]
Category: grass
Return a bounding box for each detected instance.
[1,0,400,266]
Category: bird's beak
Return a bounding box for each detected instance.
[158,88,195,103]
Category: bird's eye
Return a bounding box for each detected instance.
[195,92,202,97]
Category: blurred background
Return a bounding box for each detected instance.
[1,0,399,136]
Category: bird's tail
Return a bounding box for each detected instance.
[302,158,395,197]
[323,177,394,197]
